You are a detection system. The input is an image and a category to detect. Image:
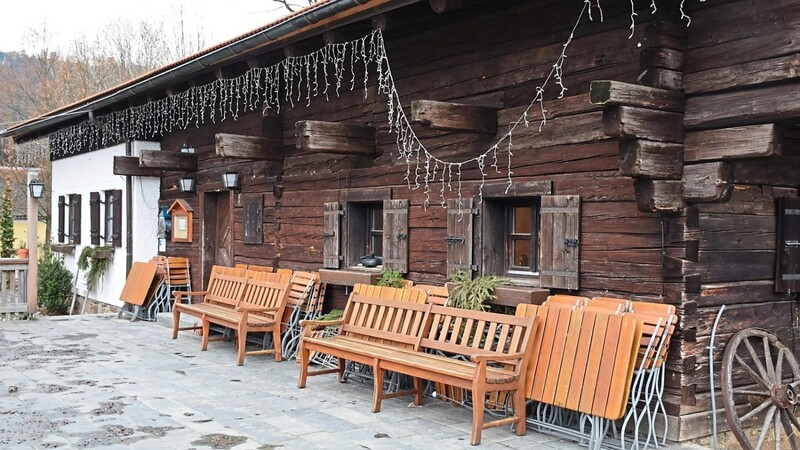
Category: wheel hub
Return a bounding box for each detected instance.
[771,383,798,409]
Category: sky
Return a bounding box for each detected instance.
[0,0,292,54]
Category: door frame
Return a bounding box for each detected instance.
[200,189,234,290]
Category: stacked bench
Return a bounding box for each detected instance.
[298,293,539,445]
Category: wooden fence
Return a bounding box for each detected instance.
[0,260,28,315]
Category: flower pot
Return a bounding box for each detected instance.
[16,248,29,259]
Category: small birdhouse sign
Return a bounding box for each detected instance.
[168,199,193,243]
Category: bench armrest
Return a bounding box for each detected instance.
[300,319,344,328]
[470,352,525,364]
[173,291,208,302]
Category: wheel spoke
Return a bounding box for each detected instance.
[744,398,777,422]
[734,388,771,397]
[780,410,799,450]
[777,408,782,450]
[738,353,775,389]
[777,349,786,384]
[765,337,776,385]
[756,406,777,450]
[787,409,800,433]
[745,337,774,385]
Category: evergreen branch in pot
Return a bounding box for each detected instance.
[447,270,506,311]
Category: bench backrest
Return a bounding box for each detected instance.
[630,300,676,315]
[247,264,274,273]
[206,273,249,307]
[543,294,589,308]
[515,304,642,421]
[239,279,291,322]
[630,311,677,370]
[247,270,292,283]
[414,284,449,306]
[341,294,432,349]
[211,265,247,278]
[421,305,536,362]
[588,296,632,312]
[353,283,428,303]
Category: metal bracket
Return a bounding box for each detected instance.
[322,232,335,238]
[564,238,579,248]
[445,236,465,245]
[397,233,408,241]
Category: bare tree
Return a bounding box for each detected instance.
[271,0,323,13]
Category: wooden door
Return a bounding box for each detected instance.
[202,191,233,289]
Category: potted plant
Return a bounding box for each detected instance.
[16,241,28,259]
[446,270,506,311]
[77,246,114,291]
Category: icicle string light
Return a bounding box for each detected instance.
[38,1,694,207]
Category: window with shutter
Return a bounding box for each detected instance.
[539,195,580,290]
[69,194,82,245]
[57,196,66,243]
[89,192,100,245]
[243,194,264,245]
[323,202,342,268]
[111,190,122,247]
[776,197,800,293]
[446,198,476,277]
[382,199,409,273]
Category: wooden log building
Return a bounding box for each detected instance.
[3,0,799,442]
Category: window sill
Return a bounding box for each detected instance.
[51,244,75,254]
[319,268,382,287]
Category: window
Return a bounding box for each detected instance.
[68,194,81,245]
[90,190,121,247]
[506,201,539,274]
[445,181,580,289]
[323,193,409,273]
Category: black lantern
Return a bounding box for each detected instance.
[179,176,195,193]
[222,172,239,190]
[180,143,196,154]
[28,180,45,199]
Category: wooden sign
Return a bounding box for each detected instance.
[168,199,193,243]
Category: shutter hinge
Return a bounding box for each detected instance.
[564,238,579,248]
[322,232,335,238]
[785,240,800,247]
[397,233,408,241]
[472,208,480,216]
[445,236,465,245]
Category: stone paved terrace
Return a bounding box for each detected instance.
[0,315,706,449]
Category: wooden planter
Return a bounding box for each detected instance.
[51,244,75,254]
[91,248,114,260]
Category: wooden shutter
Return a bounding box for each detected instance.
[323,202,342,269]
[89,192,100,245]
[112,190,122,247]
[382,199,409,273]
[57,195,66,243]
[539,195,580,290]
[243,194,264,245]
[776,197,800,293]
[71,194,82,245]
[446,198,476,277]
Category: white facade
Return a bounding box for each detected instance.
[51,141,161,307]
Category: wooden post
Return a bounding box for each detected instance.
[26,170,38,314]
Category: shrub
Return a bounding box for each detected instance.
[0,178,13,258]
[376,268,405,288]
[38,245,73,315]
[447,270,506,311]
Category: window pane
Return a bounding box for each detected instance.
[372,207,383,231]
[512,239,532,268]
[514,206,532,233]
[372,234,383,257]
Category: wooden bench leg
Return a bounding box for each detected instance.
[237,324,247,366]
[413,377,424,406]
[337,357,346,383]
[298,343,310,389]
[513,388,526,436]
[201,319,210,351]
[372,362,384,413]
[172,310,181,339]
[471,383,486,446]
[272,327,282,362]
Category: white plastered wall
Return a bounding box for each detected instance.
[51,141,160,307]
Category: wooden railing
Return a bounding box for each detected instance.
[0,259,28,315]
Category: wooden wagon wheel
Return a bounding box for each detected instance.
[721,328,800,450]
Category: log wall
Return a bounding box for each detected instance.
[151,0,800,440]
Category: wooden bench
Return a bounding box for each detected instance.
[172,269,248,339]
[201,278,291,365]
[298,293,538,445]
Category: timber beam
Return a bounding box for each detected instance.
[603,106,684,143]
[619,140,683,179]
[113,156,165,177]
[634,179,685,213]
[684,123,782,162]
[410,100,498,134]
[590,80,684,113]
[139,150,198,171]
[215,133,284,161]
[682,162,733,203]
[429,0,492,13]
[295,120,376,156]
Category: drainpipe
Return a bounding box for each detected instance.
[125,140,133,274]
